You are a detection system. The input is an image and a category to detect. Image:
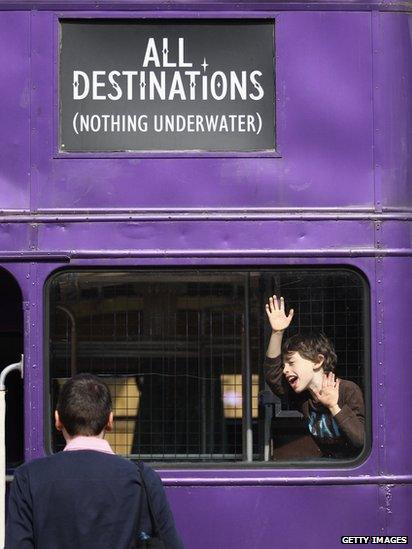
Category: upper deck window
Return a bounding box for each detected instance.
[47,268,368,465]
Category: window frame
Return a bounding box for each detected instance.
[44,265,371,469]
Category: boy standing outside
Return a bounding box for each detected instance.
[264,296,365,459]
[6,374,183,549]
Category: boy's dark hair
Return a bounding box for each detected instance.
[56,373,112,437]
[282,332,337,373]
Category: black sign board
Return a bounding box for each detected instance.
[59,20,275,152]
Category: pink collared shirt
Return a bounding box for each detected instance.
[63,436,115,455]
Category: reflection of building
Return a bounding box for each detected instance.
[221,375,259,419]
[104,377,141,454]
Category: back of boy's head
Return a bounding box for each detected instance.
[57,373,112,437]
[282,332,337,373]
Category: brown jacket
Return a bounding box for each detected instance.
[264,355,365,458]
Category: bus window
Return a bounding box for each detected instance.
[47,268,368,465]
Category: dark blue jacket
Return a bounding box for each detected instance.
[5,451,183,549]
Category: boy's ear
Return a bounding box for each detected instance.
[313,354,325,369]
[105,411,114,432]
[54,410,63,431]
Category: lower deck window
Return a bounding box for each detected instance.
[47,268,368,464]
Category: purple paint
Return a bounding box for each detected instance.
[375,14,412,211]
[0,12,30,211]
[166,484,381,549]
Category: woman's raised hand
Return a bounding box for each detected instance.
[265,296,294,333]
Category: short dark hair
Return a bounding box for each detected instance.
[56,374,112,437]
[282,332,337,373]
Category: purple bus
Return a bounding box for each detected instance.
[0,0,411,547]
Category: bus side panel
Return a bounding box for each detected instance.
[166,484,380,549]
[378,13,412,211]
[0,224,29,253]
[380,253,412,475]
[385,484,412,538]
[0,11,30,211]
[30,11,374,211]
[36,219,375,256]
